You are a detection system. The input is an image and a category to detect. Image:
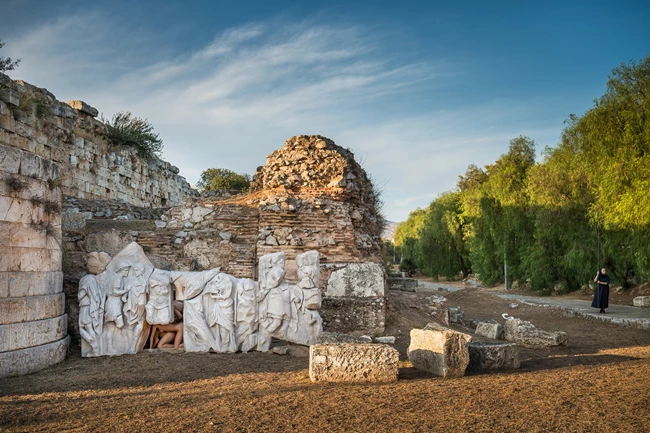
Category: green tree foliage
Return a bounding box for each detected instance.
[102,112,163,161]
[196,168,251,192]
[399,55,650,291]
[0,39,20,72]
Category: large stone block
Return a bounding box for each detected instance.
[0,336,69,378]
[7,271,63,297]
[475,322,504,340]
[321,297,385,335]
[0,314,67,352]
[66,100,99,117]
[467,342,520,372]
[504,318,568,348]
[309,343,399,383]
[408,323,472,377]
[0,293,65,325]
[0,144,22,174]
[633,296,650,308]
[325,263,385,297]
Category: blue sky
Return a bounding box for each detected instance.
[3,0,649,221]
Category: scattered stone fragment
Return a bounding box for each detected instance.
[467,342,520,372]
[448,306,465,325]
[272,346,289,355]
[309,344,399,383]
[475,322,504,340]
[409,323,472,377]
[504,318,568,348]
[317,332,373,344]
[469,319,497,329]
[509,303,519,309]
[374,336,396,344]
[633,296,650,308]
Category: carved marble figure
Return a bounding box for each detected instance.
[79,242,323,357]
[204,273,237,352]
[235,278,258,352]
[146,269,174,325]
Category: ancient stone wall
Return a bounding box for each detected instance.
[0,143,69,378]
[0,73,196,208]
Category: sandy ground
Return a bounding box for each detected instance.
[2,287,650,432]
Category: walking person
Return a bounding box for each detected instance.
[592,268,610,313]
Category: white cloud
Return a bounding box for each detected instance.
[5,12,565,222]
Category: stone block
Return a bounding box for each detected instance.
[7,271,63,297]
[388,277,418,292]
[475,322,504,340]
[317,332,373,344]
[0,336,69,378]
[309,343,399,383]
[321,297,385,335]
[467,342,520,372]
[448,306,465,325]
[0,314,67,352]
[66,100,99,117]
[0,221,47,249]
[0,247,20,272]
[19,151,41,178]
[0,272,8,298]
[0,88,19,106]
[633,296,650,308]
[1,197,35,224]
[62,211,86,230]
[408,323,472,377]
[374,336,396,344]
[504,318,568,348]
[0,293,65,325]
[325,263,385,297]
[469,319,497,329]
[0,144,22,174]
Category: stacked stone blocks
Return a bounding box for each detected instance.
[0,143,69,378]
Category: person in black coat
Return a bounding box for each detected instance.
[592,268,610,313]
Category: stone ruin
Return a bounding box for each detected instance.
[65,134,388,339]
[78,242,322,356]
[0,143,67,377]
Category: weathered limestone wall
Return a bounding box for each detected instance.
[0,73,196,208]
[0,143,69,378]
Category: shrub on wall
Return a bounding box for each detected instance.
[102,111,163,161]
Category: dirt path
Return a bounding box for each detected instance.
[2,288,650,432]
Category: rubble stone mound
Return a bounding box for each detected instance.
[467,342,520,372]
[309,343,399,383]
[504,318,568,348]
[408,323,472,378]
[251,135,371,195]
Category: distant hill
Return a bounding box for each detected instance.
[381,221,399,241]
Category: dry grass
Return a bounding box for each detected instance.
[2,289,650,432]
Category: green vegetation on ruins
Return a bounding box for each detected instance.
[395,55,650,293]
[101,111,164,162]
[196,168,252,192]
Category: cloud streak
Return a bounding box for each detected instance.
[4,12,564,221]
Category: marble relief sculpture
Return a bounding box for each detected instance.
[79,242,323,357]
